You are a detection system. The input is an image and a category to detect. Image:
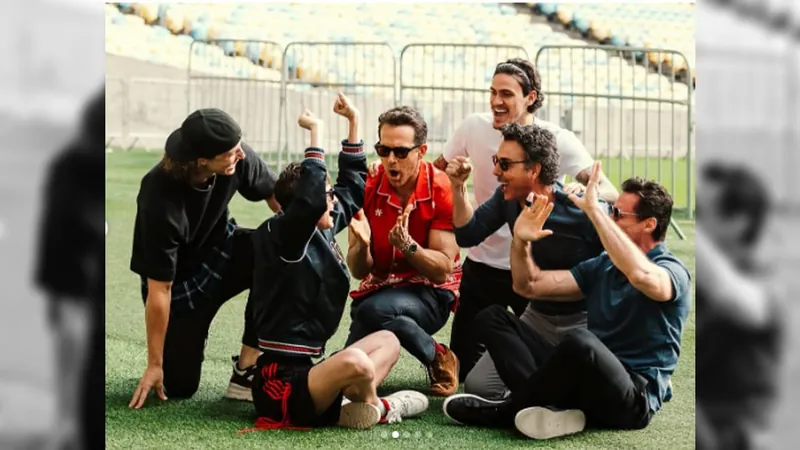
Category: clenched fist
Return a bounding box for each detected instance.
[333,91,359,120]
[445,156,472,186]
[298,109,322,130]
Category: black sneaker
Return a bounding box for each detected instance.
[442,393,512,428]
[514,406,586,439]
[225,355,255,402]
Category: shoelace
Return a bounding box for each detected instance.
[384,408,404,424]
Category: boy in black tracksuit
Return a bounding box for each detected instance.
[247,95,428,431]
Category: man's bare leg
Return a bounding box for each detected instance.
[307,330,400,412]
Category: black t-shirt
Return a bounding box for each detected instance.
[129,143,276,283]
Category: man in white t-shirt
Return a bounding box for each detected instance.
[432,58,619,383]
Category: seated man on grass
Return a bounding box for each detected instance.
[447,123,606,401]
[444,163,692,440]
[244,95,427,432]
[345,106,461,397]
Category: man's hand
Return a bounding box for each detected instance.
[567,161,603,213]
[513,193,555,242]
[333,91,359,120]
[388,204,414,250]
[368,161,381,178]
[129,365,168,409]
[445,156,472,187]
[348,209,371,245]
[298,109,322,130]
[563,182,585,196]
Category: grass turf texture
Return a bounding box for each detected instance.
[106,151,695,449]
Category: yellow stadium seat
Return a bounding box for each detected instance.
[164,8,185,34]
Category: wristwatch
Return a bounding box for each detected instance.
[402,240,418,256]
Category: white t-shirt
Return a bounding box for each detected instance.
[443,112,595,271]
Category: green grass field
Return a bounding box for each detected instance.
[106,151,695,449]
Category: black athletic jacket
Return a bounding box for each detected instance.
[250,141,366,358]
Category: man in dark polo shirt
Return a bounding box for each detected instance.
[128,108,279,409]
[448,123,605,400]
[444,165,692,441]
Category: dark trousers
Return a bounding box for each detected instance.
[449,259,528,381]
[477,305,653,430]
[345,284,453,366]
[162,228,258,398]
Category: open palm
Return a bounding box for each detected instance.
[348,209,371,245]
[513,194,555,242]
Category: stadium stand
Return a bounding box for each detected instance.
[106,2,694,99]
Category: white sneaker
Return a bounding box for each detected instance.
[514,406,586,440]
[338,402,381,429]
[382,390,429,424]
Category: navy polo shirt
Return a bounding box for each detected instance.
[455,182,607,315]
[570,243,692,413]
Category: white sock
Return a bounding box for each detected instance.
[377,399,387,417]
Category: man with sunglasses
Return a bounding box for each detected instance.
[346,106,462,397]
[432,58,618,382]
[444,163,691,441]
[448,123,606,401]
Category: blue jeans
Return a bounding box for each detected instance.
[346,284,454,366]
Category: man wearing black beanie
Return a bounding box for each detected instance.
[128,108,279,409]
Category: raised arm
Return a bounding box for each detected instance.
[272,111,329,262]
[452,182,507,248]
[330,92,367,235]
[571,162,675,302]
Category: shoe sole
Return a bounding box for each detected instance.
[514,407,586,440]
[442,393,506,425]
[224,382,253,402]
[338,402,381,429]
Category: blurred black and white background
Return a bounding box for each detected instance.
[698,1,800,449]
[0,0,103,448]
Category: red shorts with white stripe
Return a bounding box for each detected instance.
[251,353,343,429]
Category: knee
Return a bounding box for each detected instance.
[558,328,595,354]
[474,304,507,337]
[163,374,200,399]
[337,348,375,383]
[354,300,382,326]
[474,304,507,325]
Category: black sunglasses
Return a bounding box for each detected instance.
[610,206,637,221]
[374,143,421,159]
[492,155,527,171]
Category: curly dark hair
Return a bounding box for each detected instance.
[493,58,545,114]
[621,177,673,242]
[703,163,770,246]
[159,154,199,184]
[377,106,427,146]
[274,161,303,209]
[498,123,559,185]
